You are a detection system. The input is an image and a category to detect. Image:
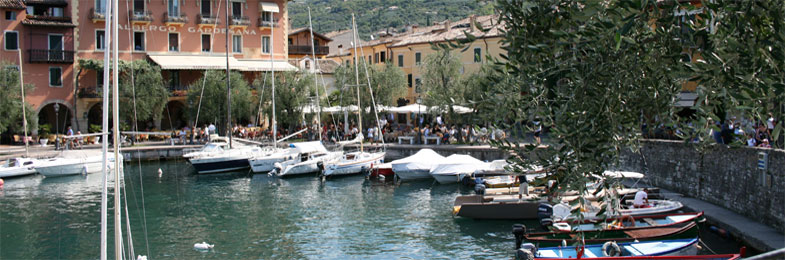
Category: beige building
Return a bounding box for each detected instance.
[331,14,505,105]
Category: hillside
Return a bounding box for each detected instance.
[288,0,495,40]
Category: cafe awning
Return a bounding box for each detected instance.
[235,59,298,72]
[148,54,243,70]
[259,2,280,13]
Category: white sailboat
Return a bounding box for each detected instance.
[0,158,39,178]
[322,14,385,177]
[35,150,122,177]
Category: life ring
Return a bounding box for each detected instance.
[621,215,636,227]
[602,241,621,257]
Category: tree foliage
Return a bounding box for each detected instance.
[119,60,169,125]
[187,70,253,131]
[0,63,37,134]
[421,48,463,118]
[255,71,315,131]
[331,62,407,112]
[490,0,686,220]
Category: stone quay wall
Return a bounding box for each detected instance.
[618,140,785,231]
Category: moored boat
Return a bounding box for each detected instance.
[0,158,39,178]
[391,149,445,181]
[273,142,343,177]
[516,238,700,259]
[323,151,385,177]
[550,199,684,222]
[36,150,122,177]
[185,137,261,174]
[453,194,545,220]
[429,154,487,184]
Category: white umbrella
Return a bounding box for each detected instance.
[388,104,429,114]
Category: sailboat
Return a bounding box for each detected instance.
[272,7,344,177]
[322,14,385,177]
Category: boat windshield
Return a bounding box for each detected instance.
[201,144,225,153]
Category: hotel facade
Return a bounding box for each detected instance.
[1,0,294,134]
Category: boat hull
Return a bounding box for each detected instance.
[249,156,291,173]
[431,173,464,184]
[324,152,384,177]
[453,195,541,220]
[37,160,114,177]
[277,162,319,176]
[0,167,37,178]
[531,238,700,259]
[190,157,250,174]
[394,169,432,181]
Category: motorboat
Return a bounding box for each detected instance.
[429,154,487,184]
[36,150,122,178]
[248,146,299,173]
[185,136,262,174]
[391,149,445,181]
[516,238,700,259]
[0,158,39,178]
[551,199,684,222]
[323,151,385,177]
[523,212,703,247]
[369,162,393,179]
[452,193,546,220]
[273,142,343,177]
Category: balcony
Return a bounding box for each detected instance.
[22,14,74,27]
[164,12,187,25]
[90,8,106,22]
[168,85,189,97]
[197,14,219,26]
[230,16,250,27]
[257,18,278,28]
[24,0,68,6]
[29,49,74,63]
[289,45,329,56]
[129,10,152,23]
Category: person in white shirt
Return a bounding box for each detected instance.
[633,188,649,208]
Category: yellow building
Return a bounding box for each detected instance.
[336,14,505,104]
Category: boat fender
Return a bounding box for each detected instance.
[82,165,89,175]
[516,243,536,260]
[474,183,486,195]
[158,168,163,178]
[512,224,527,249]
[194,242,214,250]
[136,255,147,260]
[602,241,621,257]
[0,178,4,188]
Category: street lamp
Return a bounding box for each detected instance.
[54,103,60,135]
[415,97,422,127]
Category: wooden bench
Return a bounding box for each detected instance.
[424,136,440,145]
[397,136,415,144]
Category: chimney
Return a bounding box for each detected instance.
[444,20,451,31]
[470,15,477,32]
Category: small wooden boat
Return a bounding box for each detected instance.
[453,194,545,220]
[551,200,683,222]
[523,212,703,247]
[517,238,700,259]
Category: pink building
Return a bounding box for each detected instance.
[1,0,294,135]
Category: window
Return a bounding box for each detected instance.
[97,71,104,86]
[261,11,273,23]
[232,35,242,53]
[374,53,379,64]
[134,0,145,13]
[168,33,179,51]
[261,36,270,53]
[474,47,481,63]
[169,71,180,89]
[414,78,422,93]
[4,31,18,50]
[200,0,211,16]
[313,39,319,47]
[168,0,180,16]
[231,1,242,17]
[51,7,64,17]
[5,11,15,20]
[380,51,386,62]
[201,34,211,52]
[49,67,62,87]
[305,60,310,70]
[346,59,350,66]
[367,55,371,64]
[407,74,412,88]
[288,38,293,45]
[415,52,421,65]
[95,0,106,14]
[133,32,145,51]
[95,30,105,50]
[398,54,404,67]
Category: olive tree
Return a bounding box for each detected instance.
[0,63,37,134]
[255,71,315,131]
[187,70,253,132]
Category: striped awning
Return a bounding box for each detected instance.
[148,54,297,72]
[259,2,279,13]
[235,59,298,72]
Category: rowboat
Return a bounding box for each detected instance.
[523,212,703,247]
[550,200,683,222]
[516,238,700,259]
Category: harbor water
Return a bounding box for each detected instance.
[0,160,746,259]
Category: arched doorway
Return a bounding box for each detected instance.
[161,101,186,130]
[86,102,111,133]
[38,102,73,136]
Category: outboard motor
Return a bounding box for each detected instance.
[537,203,554,227]
[512,224,527,249]
[474,183,486,195]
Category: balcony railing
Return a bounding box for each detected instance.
[89,8,106,21]
[230,16,250,26]
[129,10,152,22]
[198,14,219,25]
[289,45,329,55]
[257,18,278,28]
[26,14,72,23]
[29,49,74,63]
[164,12,187,24]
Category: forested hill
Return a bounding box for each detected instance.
[288,0,495,40]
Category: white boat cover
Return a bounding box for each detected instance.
[430,154,486,175]
[603,170,645,179]
[391,149,446,173]
[289,141,328,153]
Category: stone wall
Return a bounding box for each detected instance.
[618,140,785,230]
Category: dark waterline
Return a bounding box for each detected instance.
[0,160,746,259]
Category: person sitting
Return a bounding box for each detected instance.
[75,131,83,149]
[633,188,650,208]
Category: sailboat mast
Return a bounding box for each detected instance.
[111,0,122,257]
[307,7,321,141]
[99,0,112,258]
[351,14,362,152]
[270,12,277,146]
[16,49,28,157]
[225,0,232,149]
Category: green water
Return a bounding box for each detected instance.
[0,160,746,259]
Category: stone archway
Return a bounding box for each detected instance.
[85,102,113,133]
[37,102,73,136]
[161,100,186,130]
